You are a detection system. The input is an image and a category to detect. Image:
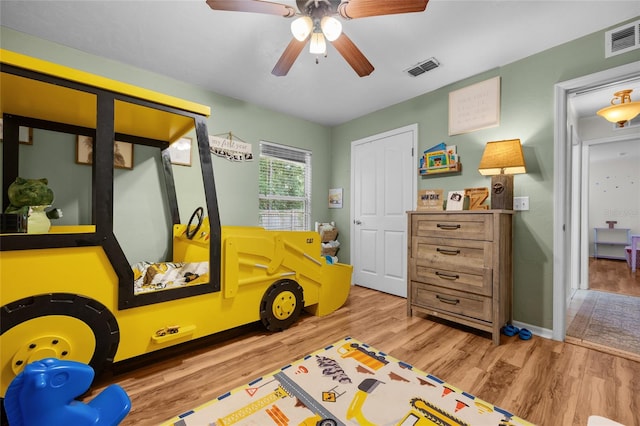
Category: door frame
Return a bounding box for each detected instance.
[553,61,640,341]
[349,124,418,291]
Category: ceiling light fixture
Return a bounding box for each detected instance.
[290,14,341,56]
[320,16,342,41]
[596,89,640,127]
[291,16,312,41]
[309,32,327,55]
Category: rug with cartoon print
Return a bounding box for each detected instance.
[161,337,534,426]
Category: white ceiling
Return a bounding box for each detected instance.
[1,1,639,126]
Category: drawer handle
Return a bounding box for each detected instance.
[436,248,460,256]
[435,271,459,280]
[437,223,461,230]
[436,295,460,305]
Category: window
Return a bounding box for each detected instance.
[259,141,311,231]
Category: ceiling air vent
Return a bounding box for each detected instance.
[605,19,640,58]
[405,57,440,77]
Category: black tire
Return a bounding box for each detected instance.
[259,279,304,332]
[317,420,338,426]
[1,293,119,379]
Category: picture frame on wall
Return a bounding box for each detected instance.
[448,76,501,135]
[329,188,343,209]
[168,137,192,166]
[76,136,134,169]
[0,119,33,145]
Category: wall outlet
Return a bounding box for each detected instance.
[514,196,530,211]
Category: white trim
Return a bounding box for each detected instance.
[553,61,640,342]
[512,320,554,340]
[578,132,640,290]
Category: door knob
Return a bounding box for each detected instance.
[354,220,362,225]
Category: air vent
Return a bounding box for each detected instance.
[605,19,640,58]
[405,57,440,77]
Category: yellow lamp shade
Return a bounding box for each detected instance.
[478,139,526,176]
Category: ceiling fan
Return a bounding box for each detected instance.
[205,0,429,77]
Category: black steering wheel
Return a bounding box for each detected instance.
[186,207,204,240]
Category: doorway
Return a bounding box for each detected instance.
[554,61,640,343]
[349,124,417,297]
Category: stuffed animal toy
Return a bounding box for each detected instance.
[5,177,62,219]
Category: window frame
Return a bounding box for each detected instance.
[258,141,312,231]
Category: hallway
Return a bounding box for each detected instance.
[567,258,640,361]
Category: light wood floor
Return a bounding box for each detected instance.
[89,285,640,426]
[588,257,640,297]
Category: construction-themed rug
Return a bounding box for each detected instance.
[161,337,533,426]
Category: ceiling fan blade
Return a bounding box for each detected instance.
[338,0,428,19]
[206,0,295,17]
[330,33,374,77]
[272,37,307,76]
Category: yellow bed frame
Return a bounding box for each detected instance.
[0,49,352,397]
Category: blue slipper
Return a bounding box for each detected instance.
[519,328,532,340]
[501,324,520,337]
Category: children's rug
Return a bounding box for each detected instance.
[161,337,533,426]
[566,290,640,360]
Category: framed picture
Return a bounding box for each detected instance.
[76,136,134,170]
[329,188,343,209]
[0,119,33,145]
[446,190,466,211]
[417,189,444,211]
[448,76,501,135]
[168,137,192,166]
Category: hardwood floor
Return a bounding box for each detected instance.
[588,257,640,297]
[88,284,640,426]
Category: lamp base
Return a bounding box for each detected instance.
[490,174,514,210]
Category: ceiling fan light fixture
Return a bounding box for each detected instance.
[597,89,640,127]
[309,32,327,55]
[321,16,342,41]
[291,16,313,41]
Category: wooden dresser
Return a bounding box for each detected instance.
[407,210,513,345]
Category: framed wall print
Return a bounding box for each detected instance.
[448,76,501,135]
[329,188,343,208]
[76,136,134,169]
[0,119,33,144]
[168,137,192,166]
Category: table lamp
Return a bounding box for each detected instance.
[478,139,526,210]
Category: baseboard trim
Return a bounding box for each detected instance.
[512,320,554,340]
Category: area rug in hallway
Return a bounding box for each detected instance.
[161,337,533,426]
[567,290,640,358]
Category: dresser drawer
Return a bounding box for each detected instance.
[411,282,492,322]
[411,213,493,241]
[412,236,492,272]
[410,260,492,296]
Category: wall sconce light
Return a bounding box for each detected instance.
[478,139,527,210]
[597,89,640,128]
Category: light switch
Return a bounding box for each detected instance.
[514,196,529,211]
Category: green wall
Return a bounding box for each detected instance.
[3,16,640,329]
[330,18,640,329]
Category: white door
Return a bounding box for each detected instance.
[350,124,417,297]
